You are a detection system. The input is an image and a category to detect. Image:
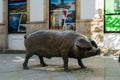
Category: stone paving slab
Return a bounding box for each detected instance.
[0,54,120,80]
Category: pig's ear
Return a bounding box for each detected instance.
[76,39,91,48]
[90,40,98,48]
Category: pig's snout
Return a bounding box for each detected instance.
[96,48,101,55]
[89,47,100,55]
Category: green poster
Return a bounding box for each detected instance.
[105,0,120,32]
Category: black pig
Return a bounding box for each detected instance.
[23,30,100,71]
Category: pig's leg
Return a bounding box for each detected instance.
[62,56,70,72]
[118,54,120,62]
[38,56,48,67]
[23,53,33,70]
[61,50,70,72]
[77,58,87,68]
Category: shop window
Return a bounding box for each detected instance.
[49,0,76,30]
[8,0,27,33]
[105,0,120,32]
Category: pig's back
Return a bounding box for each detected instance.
[24,30,80,57]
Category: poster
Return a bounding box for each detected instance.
[50,0,76,30]
[105,0,120,32]
[8,0,27,33]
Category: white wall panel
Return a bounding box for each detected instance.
[30,0,44,21]
[81,0,96,19]
[8,34,25,50]
[95,0,104,10]
[104,34,120,49]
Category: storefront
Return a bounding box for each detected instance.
[0,0,105,51]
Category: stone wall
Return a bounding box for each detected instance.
[103,34,120,55]
[104,34,120,50]
[76,19,104,40]
[0,23,7,50]
[26,22,49,34]
[91,19,104,48]
[76,20,92,38]
[76,19,105,54]
[77,18,120,55]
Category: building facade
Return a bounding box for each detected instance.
[0,0,120,53]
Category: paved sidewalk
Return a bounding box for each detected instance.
[0,54,120,80]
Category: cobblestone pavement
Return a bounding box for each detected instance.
[0,54,120,80]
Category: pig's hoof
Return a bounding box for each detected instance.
[81,66,87,69]
[41,64,48,67]
[23,67,29,70]
[118,58,120,62]
[64,69,71,72]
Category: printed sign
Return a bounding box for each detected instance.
[8,0,27,33]
[50,0,76,30]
